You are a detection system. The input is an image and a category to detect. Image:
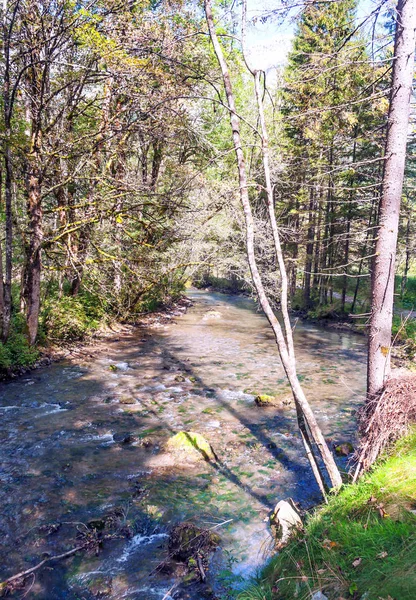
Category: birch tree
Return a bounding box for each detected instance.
[204,0,342,493]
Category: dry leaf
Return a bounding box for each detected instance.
[322,538,339,550]
[377,551,388,559]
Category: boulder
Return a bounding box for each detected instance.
[166,431,217,462]
[270,499,302,547]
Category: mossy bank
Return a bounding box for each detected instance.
[240,431,416,600]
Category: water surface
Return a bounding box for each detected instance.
[0,290,366,599]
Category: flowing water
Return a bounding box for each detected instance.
[0,290,367,599]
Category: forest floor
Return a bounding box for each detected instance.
[239,430,416,600]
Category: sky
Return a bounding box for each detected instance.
[243,0,386,71]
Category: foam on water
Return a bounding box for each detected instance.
[116,533,168,563]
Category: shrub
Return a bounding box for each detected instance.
[0,314,39,372]
[42,294,103,341]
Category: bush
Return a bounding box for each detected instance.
[42,294,105,341]
[0,314,39,372]
[392,314,416,355]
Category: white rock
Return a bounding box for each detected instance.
[271,499,302,546]
[311,592,328,600]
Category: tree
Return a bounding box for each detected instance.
[367,0,416,398]
[205,0,342,493]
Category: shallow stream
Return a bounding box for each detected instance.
[0,290,367,599]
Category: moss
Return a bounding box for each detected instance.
[255,394,277,407]
[119,396,136,404]
[239,430,416,600]
[166,431,216,461]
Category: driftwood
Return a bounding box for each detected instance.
[0,511,134,596]
[196,555,206,582]
[0,545,85,596]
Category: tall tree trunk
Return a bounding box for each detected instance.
[25,153,43,345]
[206,0,342,491]
[3,140,13,341]
[367,0,416,397]
[351,194,377,314]
[1,0,16,341]
[303,187,316,309]
[341,137,357,313]
[400,200,411,297]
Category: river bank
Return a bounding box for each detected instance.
[240,430,416,600]
[0,296,193,381]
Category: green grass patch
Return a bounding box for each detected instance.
[239,431,416,600]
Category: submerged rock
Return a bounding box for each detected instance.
[271,499,303,547]
[168,523,220,561]
[202,310,221,321]
[255,393,292,407]
[335,442,354,456]
[113,432,134,444]
[86,574,112,598]
[166,431,217,462]
[311,592,328,600]
[118,396,136,405]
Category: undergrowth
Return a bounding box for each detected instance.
[239,431,416,600]
[0,313,40,371]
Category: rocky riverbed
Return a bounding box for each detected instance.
[0,290,367,599]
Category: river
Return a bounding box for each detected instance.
[0,290,367,599]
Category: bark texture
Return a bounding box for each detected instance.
[368,0,416,397]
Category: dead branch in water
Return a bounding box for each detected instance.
[353,372,416,480]
[0,545,85,596]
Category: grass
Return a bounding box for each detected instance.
[238,431,416,600]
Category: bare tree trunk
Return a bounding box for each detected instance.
[304,188,315,309]
[367,0,416,398]
[0,172,5,337]
[1,0,17,341]
[341,137,357,313]
[400,200,411,297]
[205,0,342,490]
[25,153,43,345]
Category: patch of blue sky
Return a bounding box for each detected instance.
[243,0,390,71]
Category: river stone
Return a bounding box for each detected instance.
[119,396,136,405]
[202,310,221,321]
[166,431,216,462]
[271,499,302,546]
[255,394,281,407]
[87,574,112,598]
[113,432,134,444]
[335,442,354,456]
[311,592,328,600]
